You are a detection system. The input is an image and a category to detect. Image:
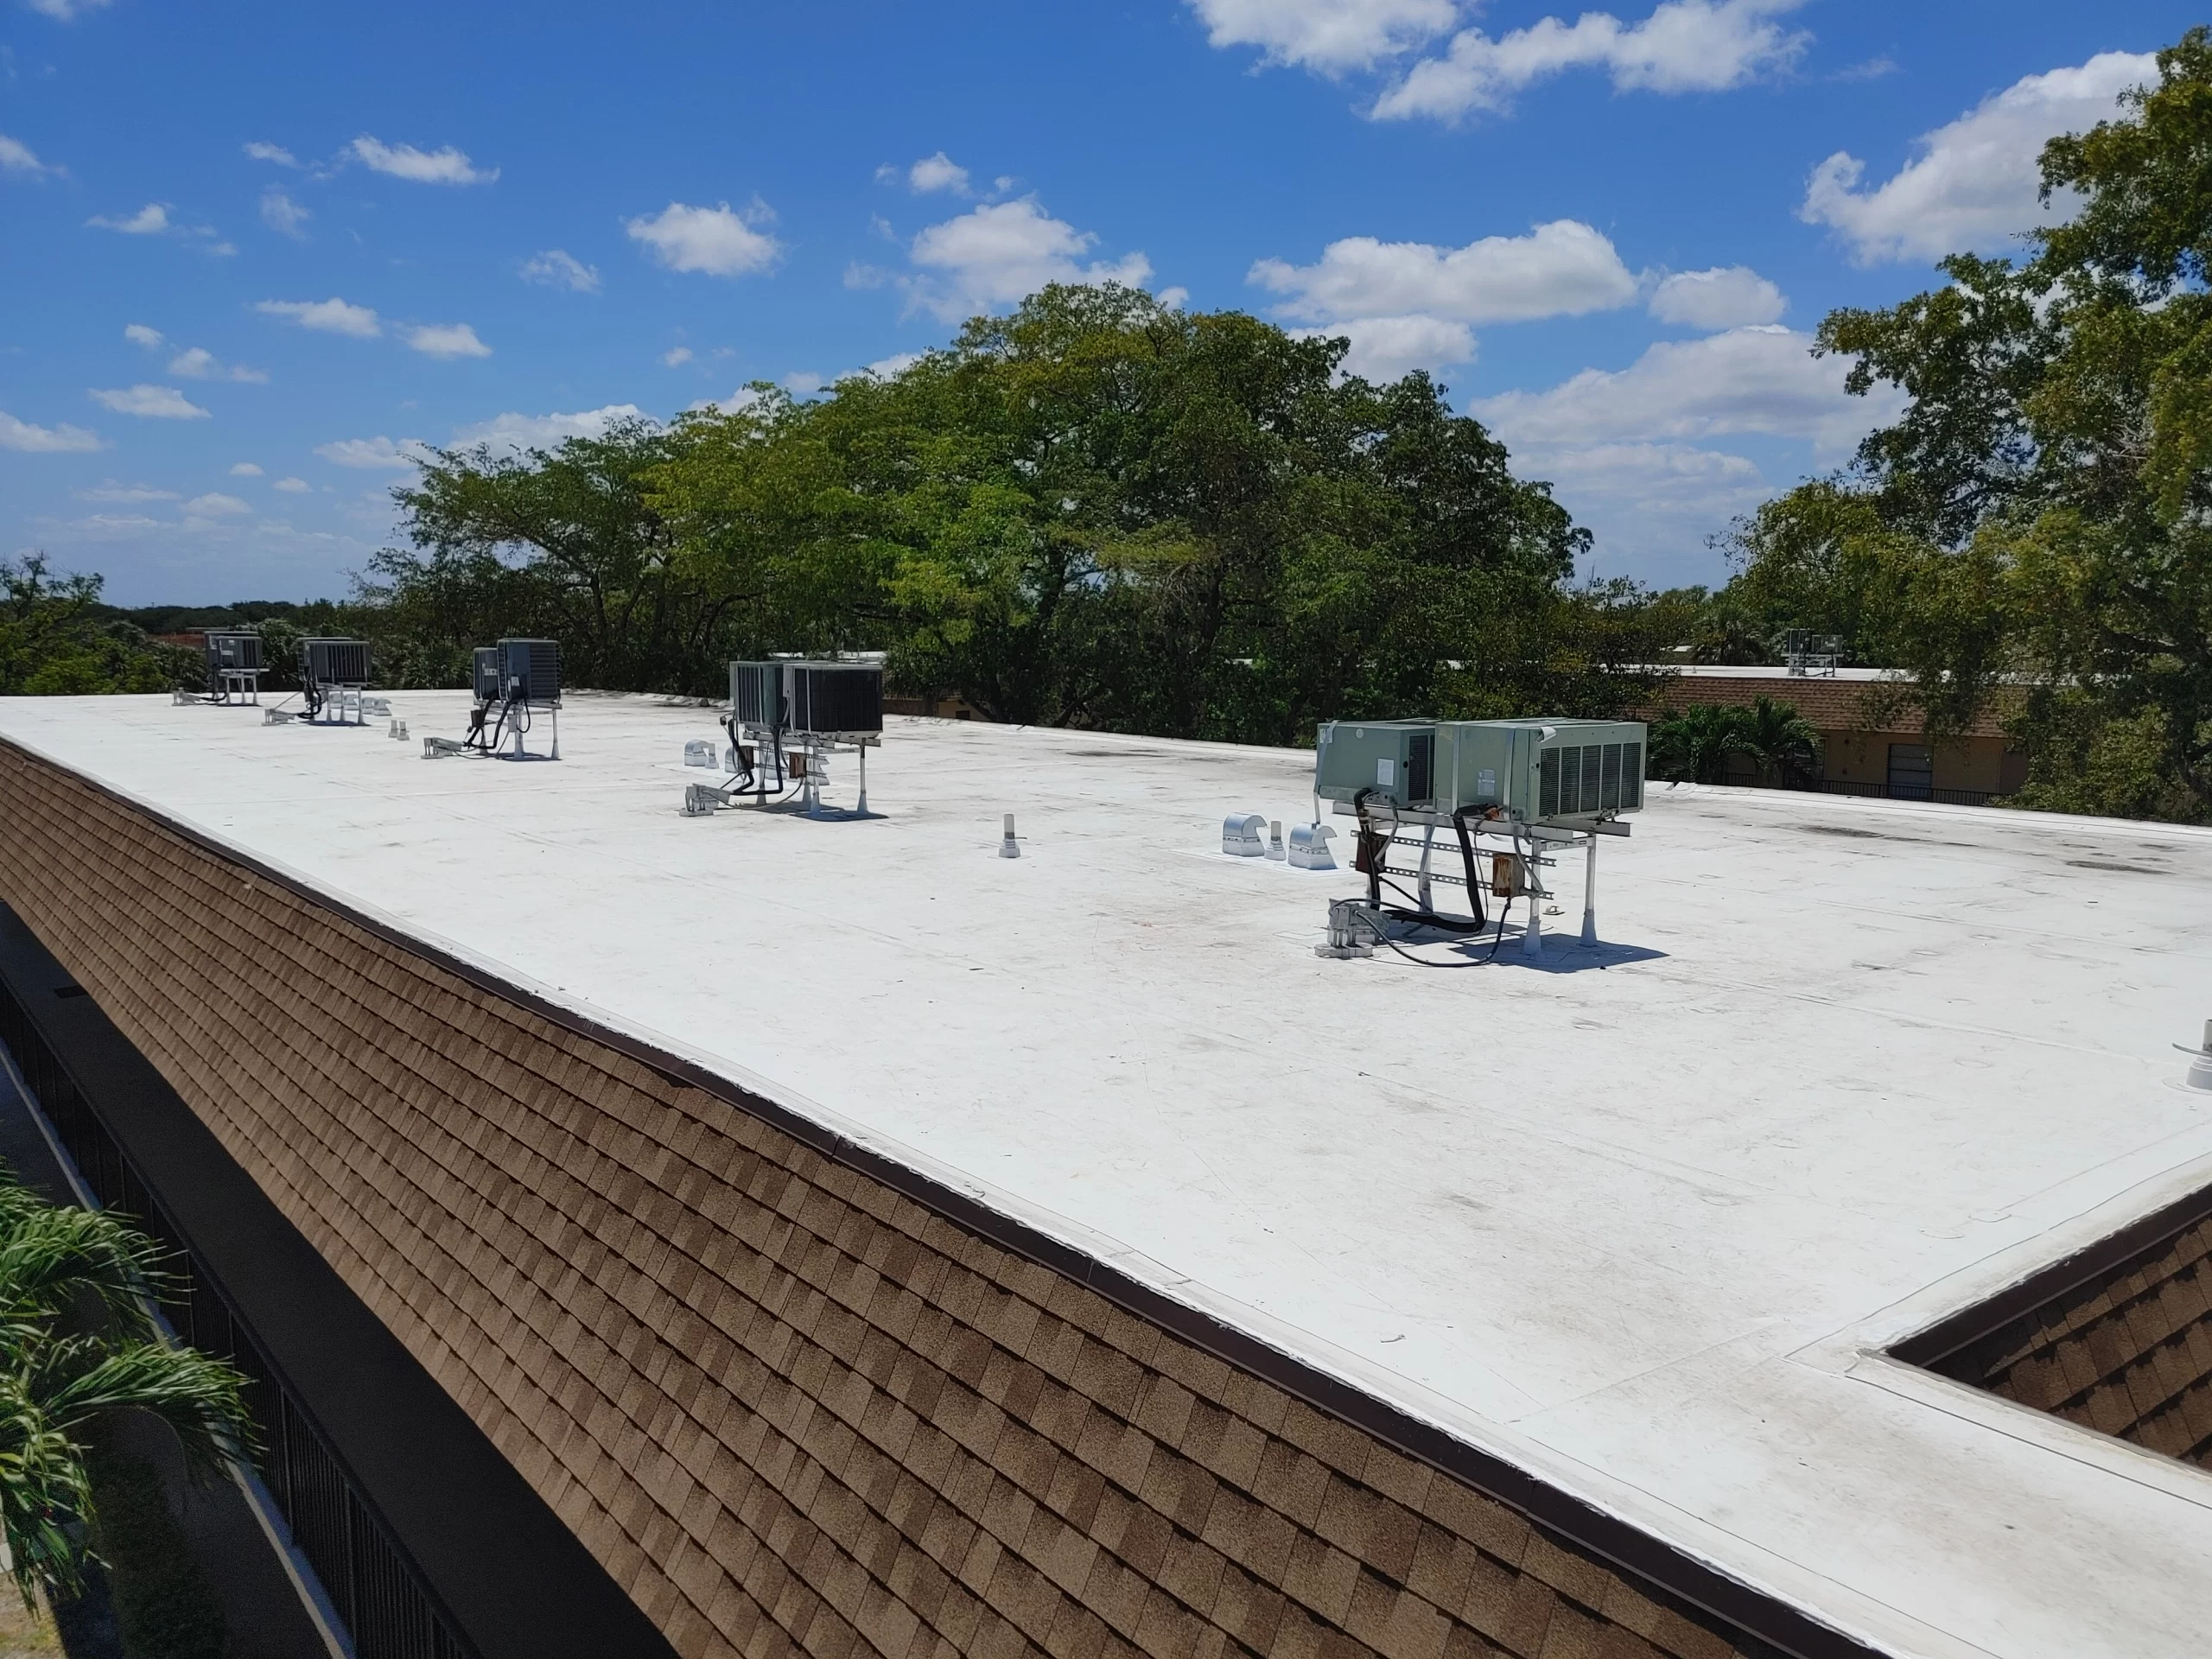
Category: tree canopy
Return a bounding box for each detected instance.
[1720,28,2212,820]
[368,283,1683,745]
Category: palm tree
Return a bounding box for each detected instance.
[1649,702,1756,785]
[0,1171,251,1603]
[1736,696,1823,785]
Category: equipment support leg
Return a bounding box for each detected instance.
[1417,823,1436,912]
[857,744,868,815]
[1581,835,1599,947]
[550,708,560,761]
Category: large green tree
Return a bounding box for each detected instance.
[373,283,1655,744]
[1725,29,2212,819]
[0,557,192,696]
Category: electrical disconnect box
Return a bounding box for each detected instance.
[1315,718,1644,826]
[472,646,502,705]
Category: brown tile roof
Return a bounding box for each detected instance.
[0,740,1808,1659]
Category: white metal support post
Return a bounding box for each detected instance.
[1416,821,1436,911]
[549,706,559,761]
[1580,833,1599,946]
[857,741,868,815]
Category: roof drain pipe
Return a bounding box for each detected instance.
[2180,1020,2212,1090]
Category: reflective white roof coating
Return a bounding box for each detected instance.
[5,691,2212,1659]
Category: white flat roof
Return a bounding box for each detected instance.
[5,692,2211,1659]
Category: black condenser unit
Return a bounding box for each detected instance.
[301,638,371,685]
[786,663,883,738]
[500,639,561,704]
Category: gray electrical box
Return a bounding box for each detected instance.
[499,639,560,705]
[472,646,501,704]
[1310,721,1440,811]
[1316,717,1645,824]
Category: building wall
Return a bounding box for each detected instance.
[0,741,1791,1659]
[1816,734,2020,796]
[1643,675,2024,797]
[1920,1211,2212,1469]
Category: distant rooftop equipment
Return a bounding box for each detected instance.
[202,630,264,706]
[427,638,562,760]
[1311,717,1645,962]
[1783,630,1842,677]
[297,637,371,726]
[715,658,884,818]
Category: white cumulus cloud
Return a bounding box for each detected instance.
[1476,325,1898,458]
[261,188,310,238]
[87,202,170,234]
[24,0,111,19]
[168,347,268,383]
[448,404,650,452]
[1648,265,1785,329]
[348,136,497,185]
[1,135,56,176]
[229,462,263,476]
[1375,0,1809,122]
[272,476,312,493]
[1186,0,1457,73]
[123,323,163,349]
[625,200,782,276]
[1250,220,1637,325]
[403,322,491,359]
[865,352,924,378]
[520,249,601,292]
[244,141,298,168]
[315,435,433,469]
[1800,51,2158,264]
[256,297,382,338]
[2,412,103,453]
[904,152,971,194]
[906,197,1152,321]
[661,346,694,367]
[1297,315,1477,381]
[75,481,175,502]
[88,384,209,420]
[181,493,251,517]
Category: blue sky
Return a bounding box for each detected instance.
[0,1,2196,605]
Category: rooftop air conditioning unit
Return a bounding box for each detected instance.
[1316,718,1645,825]
[729,661,785,729]
[205,631,263,674]
[786,662,883,740]
[499,638,560,705]
[301,638,371,686]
